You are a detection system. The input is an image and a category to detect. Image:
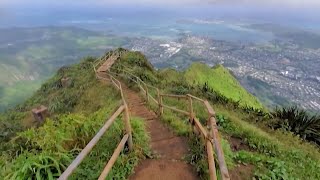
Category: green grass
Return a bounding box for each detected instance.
[0,55,150,179]
[184,63,264,110]
[215,104,320,179]
[2,49,320,180]
[112,49,320,179]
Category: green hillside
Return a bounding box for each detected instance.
[0,56,149,179]
[1,49,320,180]
[184,63,264,109]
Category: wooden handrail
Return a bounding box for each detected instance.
[161,94,188,99]
[98,134,129,180]
[60,55,134,179]
[204,100,216,116]
[162,104,190,116]
[58,105,125,180]
[94,54,230,180]
[207,139,217,180]
[187,94,206,103]
[209,116,230,180]
[193,117,208,139]
[110,64,230,180]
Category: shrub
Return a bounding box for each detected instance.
[271,106,320,145]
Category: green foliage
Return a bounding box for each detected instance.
[2,99,149,179]
[112,49,158,85]
[0,57,102,145]
[184,63,264,110]
[70,117,150,180]
[271,106,320,145]
[217,107,320,179]
[216,114,230,129]
[0,53,149,179]
[119,51,154,72]
[187,135,209,180]
[2,49,320,180]
[234,151,290,180]
[4,151,72,180]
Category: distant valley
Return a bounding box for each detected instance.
[0,27,128,111]
[0,23,320,112]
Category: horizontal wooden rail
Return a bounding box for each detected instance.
[161,94,188,99]
[162,104,190,116]
[204,100,215,116]
[58,105,125,180]
[149,94,159,105]
[98,134,129,180]
[193,117,208,139]
[97,55,230,180]
[187,94,205,103]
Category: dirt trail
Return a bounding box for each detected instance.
[122,85,199,180]
[97,57,199,179]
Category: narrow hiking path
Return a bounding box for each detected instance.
[97,55,199,179]
[122,84,199,180]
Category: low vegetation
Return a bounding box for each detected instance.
[271,106,320,146]
[184,63,264,110]
[111,49,320,179]
[0,56,150,179]
[1,49,320,179]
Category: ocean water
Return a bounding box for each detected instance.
[0,7,274,43]
[57,17,274,43]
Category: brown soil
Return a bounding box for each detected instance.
[129,159,198,180]
[122,85,199,180]
[229,164,255,180]
[228,136,255,180]
[229,136,251,152]
[97,57,199,179]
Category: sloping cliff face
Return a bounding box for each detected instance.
[184,62,264,109]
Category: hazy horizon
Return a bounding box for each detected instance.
[1,4,320,30]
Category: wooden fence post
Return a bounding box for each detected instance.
[157,89,163,115]
[124,103,133,151]
[160,95,164,115]
[188,95,198,135]
[188,95,194,120]
[145,84,149,102]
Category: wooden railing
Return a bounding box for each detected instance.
[108,64,230,180]
[58,52,132,180]
[60,51,230,180]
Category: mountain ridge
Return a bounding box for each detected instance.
[1,49,320,179]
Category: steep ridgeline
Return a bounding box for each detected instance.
[95,52,199,179]
[1,49,320,180]
[184,63,264,110]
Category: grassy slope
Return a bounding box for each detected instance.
[184,63,264,110]
[1,50,320,179]
[112,50,320,179]
[0,56,149,179]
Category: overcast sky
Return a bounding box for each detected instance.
[1,0,320,8]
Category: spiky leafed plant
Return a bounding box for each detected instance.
[6,151,72,180]
[272,106,320,145]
